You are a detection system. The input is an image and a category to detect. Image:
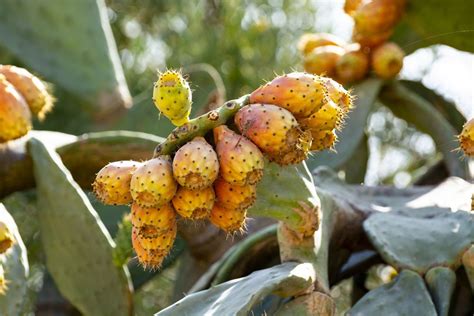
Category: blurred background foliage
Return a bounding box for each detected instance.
[0,0,470,188]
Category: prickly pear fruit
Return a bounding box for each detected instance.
[352,28,393,48]
[172,137,219,189]
[93,160,141,205]
[131,203,176,236]
[0,264,6,295]
[335,46,369,84]
[300,100,345,132]
[344,0,362,15]
[214,125,264,185]
[0,75,32,142]
[235,103,312,165]
[130,156,177,207]
[209,203,247,234]
[172,186,215,219]
[0,65,53,120]
[249,72,330,119]
[152,69,192,126]
[0,221,14,253]
[310,130,337,151]
[135,221,177,252]
[371,42,405,79]
[303,45,345,77]
[459,118,474,157]
[132,227,165,269]
[214,178,256,210]
[353,0,404,35]
[297,33,346,55]
[321,77,353,112]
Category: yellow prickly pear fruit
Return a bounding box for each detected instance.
[172,186,215,219]
[250,72,330,119]
[335,45,370,84]
[130,203,176,236]
[352,28,393,48]
[297,33,346,55]
[321,77,353,112]
[371,42,405,79]
[353,0,404,35]
[235,103,312,165]
[310,130,338,151]
[344,0,363,15]
[0,264,6,295]
[0,221,14,254]
[213,125,264,185]
[93,160,141,205]
[214,178,256,211]
[152,69,192,126]
[132,227,165,269]
[299,100,346,132]
[172,137,219,189]
[209,203,247,234]
[303,45,346,77]
[0,65,53,120]
[459,118,474,157]
[130,156,177,207]
[0,75,32,143]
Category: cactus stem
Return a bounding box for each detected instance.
[154,94,250,156]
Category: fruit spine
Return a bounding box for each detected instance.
[152,69,192,126]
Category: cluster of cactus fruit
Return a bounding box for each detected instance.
[0,65,53,143]
[93,70,352,268]
[298,0,406,84]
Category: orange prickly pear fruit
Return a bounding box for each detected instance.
[299,100,346,133]
[0,75,32,142]
[459,118,474,157]
[335,45,370,84]
[0,221,14,254]
[310,130,338,151]
[371,42,405,79]
[235,104,312,165]
[297,33,346,55]
[132,227,165,269]
[213,125,264,185]
[130,156,177,207]
[214,178,257,211]
[344,0,363,15]
[93,160,141,205]
[130,203,176,236]
[249,72,330,119]
[352,28,393,48]
[0,65,53,120]
[303,45,346,77]
[134,220,177,252]
[353,0,404,35]
[172,186,215,220]
[152,69,192,126]
[209,203,247,234]
[172,137,219,189]
[321,77,353,112]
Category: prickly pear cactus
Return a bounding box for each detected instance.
[0,203,30,316]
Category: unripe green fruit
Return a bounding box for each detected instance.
[152,70,192,126]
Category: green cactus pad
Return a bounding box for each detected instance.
[0,203,30,315]
[156,262,315,316]
[0,0,131,117]
[348,270,437,316]
[28,137,133,316]
[425,267,456,316]
[363,211,474,274]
